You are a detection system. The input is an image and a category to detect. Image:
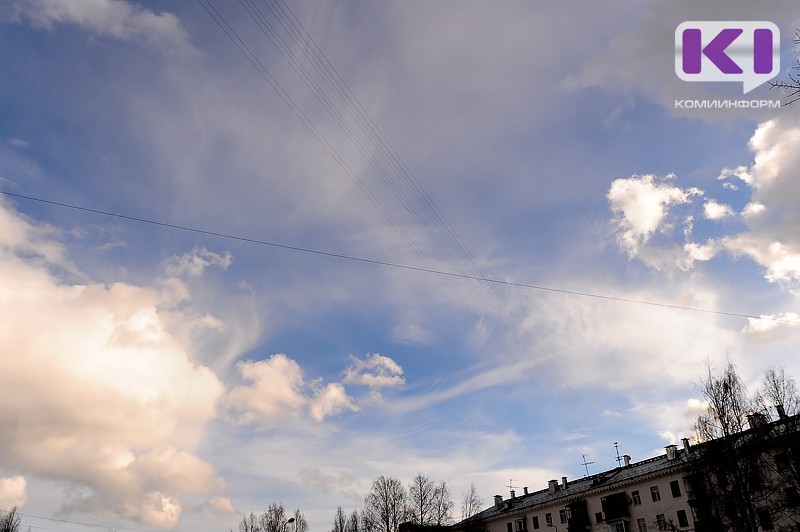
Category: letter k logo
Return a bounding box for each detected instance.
[675,22,780,94]
[682,28,743,74]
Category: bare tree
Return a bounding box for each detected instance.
[406,474,453,526]
[332,507,347,532]
[292,509,308,532]
[754,367,800,419]
[430,481,453,526]
[407,474,434,525]
[769,30,800,105]
[236,503,306,532]
[346,509,360,532]
[688,363,800,531]
[362,476,407,532]
[240,512,262,532]
[0,507,21,532]
[460,483,483,521]
[693,360,751,441]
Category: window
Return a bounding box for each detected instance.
[670,480,681,497]
[595,512,604,523]
[677,510,688,528]
[656,514,667,530]
[637,518,648,532]
[775,452,789,468]
[650,486,661,502]
[758,509,773,530]
[545,513,552,526]
[515,518,526,531]
[613,523,627,532]
[787,486,800,507]
[559,509,566,524]
[532,516,539,530]
[631,490,642,506]
[507,523,513,532]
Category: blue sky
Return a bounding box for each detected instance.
[1,1,800,531]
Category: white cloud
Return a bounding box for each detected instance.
[164,247,233,278]
[715,119,800,286]
[607,174,702,257]
[310,382,360,421]
[6,0,190,52]
[224,355,308,426]
[0,199,226,527]
[342,353,405,390]
[224,354,362,426]
[717,165,752,186]
[742,202,765,217]
[607,174,708,270]
[8,138,28,149]
[207,497,237,516]
[724,236,800,284]
[703,200,734,220]
[0,476,27,508]
[743,313,800,335]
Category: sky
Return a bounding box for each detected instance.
[1,1,800,531]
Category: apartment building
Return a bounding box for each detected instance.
[454,413,799,532]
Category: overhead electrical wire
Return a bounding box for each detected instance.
[3,191,797,326]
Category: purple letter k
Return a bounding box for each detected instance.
[683,28,743,74]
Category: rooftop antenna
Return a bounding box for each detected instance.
[507,479,518,497]
[581,454,594,477]
[614,442,623,467]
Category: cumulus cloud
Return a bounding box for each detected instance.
[717,165,752,186]
[207,496,237,516]
[743,313,800,335]
[607,174,706,269]
[716,119,800,286]
[0,198,225,527]
[164,247,233,278]
[224,354,363,426]
[608,119,800,288]
[224,355,308,425]
[310,382,360,421]
[0,476,27,508]
[342,353,405,390]
[703,200,734,220]
[5,0,190,52]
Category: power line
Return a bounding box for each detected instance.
[4,190,797,326]
[0,506,179,532]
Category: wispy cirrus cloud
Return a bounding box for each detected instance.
[5,0,191,52]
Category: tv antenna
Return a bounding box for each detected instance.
[507,479,519,496]
[581,454,594,477]
[614,442,623,467]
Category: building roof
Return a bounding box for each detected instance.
[461,411,800,525]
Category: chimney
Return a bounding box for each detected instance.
[748,413,767,428]
[561,476,568,490]
[623,455,631,467]
[665,445,677,460]
[548,479,559,494]
[494,495,503,510]
[510,490,516,498]
[523,487,529,496]
[682,438,691,454]
[776,404,787,420]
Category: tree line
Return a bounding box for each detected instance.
[234,475,484,532]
